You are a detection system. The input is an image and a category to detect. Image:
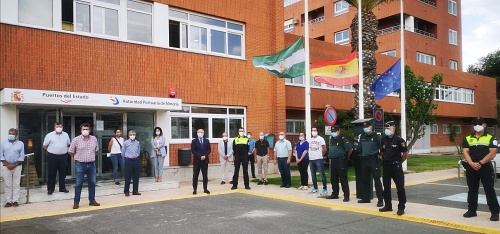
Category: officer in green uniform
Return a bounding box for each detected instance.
[357,119,383,207]
[462,117,499,222]
[379,121,408,216]
[326,125,352,202]
[231,127,251,190]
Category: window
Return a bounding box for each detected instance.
[286,120,305,135]
[443,124,461,134]
[381,50,396,57]
[435,85,474,104]
[284,19,294,33]
[335,30,349,45]
[170,105,246,141]
[285,75,304,85]
[430,124,438,134]
[74,0,121,37]
[442,124,450,134]
[19,0,53,28]
[487,127,495,134]
[334,1,349,16]
[169,8,244,57]
[284,0,301,7]
[416,52,435,65]
[448,0,457,15]
[449,60,458,70]
[449,29,457,45]
[127,0,152,43]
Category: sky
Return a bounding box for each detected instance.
[461,0,500,71]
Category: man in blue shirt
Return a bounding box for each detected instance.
[43,122,71,195]
[121,130,141,196]
[1,128,25,207]
[247,132,256,178]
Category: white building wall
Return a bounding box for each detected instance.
[0,105,18,142]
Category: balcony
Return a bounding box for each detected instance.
[417,0,436,8]
[301,16,325,26]
[377,25,437,39]
[301,7,324,27]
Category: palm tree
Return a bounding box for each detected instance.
[344,0,395,119]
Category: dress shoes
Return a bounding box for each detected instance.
[463,211,477,218]
[357,199,370,203]
[193,191,197,195]
[379,207,393,212]
[89,201,100,206]
[342,197,350,202]
[12,202,19,207]
[221,181,225,185]
[132,192,141,195]
[204,190,210,194]
[4,202,13,208]
[245,186,251,190]
[490,213,499,221]
[73,203,79,209]
[326,194,339,199]
[397,209,405,216]
[125,192,130,197]
[377,201,384,207]
[60,189,69,193]
[47,190,54,195]
[231,186,237,190]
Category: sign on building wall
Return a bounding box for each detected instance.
[0,88,182,110]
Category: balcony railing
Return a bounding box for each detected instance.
[417,0,436,8]
[301,16,325,26]
[377,25,436,39]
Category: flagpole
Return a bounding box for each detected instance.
[304,0,312,183]
[400,0,407,171]
[357,0,364,119]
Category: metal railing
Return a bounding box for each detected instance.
[301,15,325,26]
[23,153,35,204]
[377,25,436,39]
[417,0,436,8]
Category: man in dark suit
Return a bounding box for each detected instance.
[191,129,211,195]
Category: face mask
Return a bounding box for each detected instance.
[384,129,393,136]
[156,131,161,135]
[197,133,204,138]
[311,131,318,137]
[259,135,264,140]
[82,130,89,136]
[474,125,484,132]
[222,136,228,141]
[116,134,121,137]
[129,135,136,140]
[363,127,371,133]
[55,127,63,133]
[331,132,338,138]
[299,136,305,141]
[247,135,252,138]
[279,135,284,140]
[239,131,245,137]
[8,135,16,141]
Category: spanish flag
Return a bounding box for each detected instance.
[310,51,359,86]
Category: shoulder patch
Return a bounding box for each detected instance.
[401,142,406,147]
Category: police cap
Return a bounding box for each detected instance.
[472,117,485,125]
[332,125,340,131]
[363,118,374,127]
[385,121,396,127]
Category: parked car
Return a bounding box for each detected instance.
[494,151,500,176]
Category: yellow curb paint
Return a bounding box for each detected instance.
[237,190,499,234]
[0,190,235,223]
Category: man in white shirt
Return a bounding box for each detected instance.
[308,127,328,195]
[218,132,233,185]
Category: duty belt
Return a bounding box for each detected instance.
[331,157,345,160]
[361,155,378,160]
[384,160,400,164]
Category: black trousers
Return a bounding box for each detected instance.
[330,158,349,198]
[192,160,208,192]
[360,157,383,201]
[47,153,68,192]
[124,158,140,193]
[382,161,406,210]
[465,163,499,213]
[298,159,309,186]
[233,154,249,187]
[249,154,256,177]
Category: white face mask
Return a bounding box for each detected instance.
[259,135,264,140]
[247,135,252,138]
[129,135,136,140]
[82,130,89,136]
[156,131,161,135]
[384,129,393,136]
[279,135,284,140]
[239,131,245,137]
[363,127,371,133]
[197,133,204,138]
[299,136,305,141]
[222,136,228,141]
[474,125,484,132]
[311,131,318,137]
[331,132,338,138]
[55,127,63,133]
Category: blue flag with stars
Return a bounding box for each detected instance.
[370,59,401,100]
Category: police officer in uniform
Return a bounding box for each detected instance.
[462,117,499,222]
[326,125,352,202]
[358,119,384,207]
[379,121,408,215]
[231,127,251,190]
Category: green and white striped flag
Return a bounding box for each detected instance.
[252,37,305,78]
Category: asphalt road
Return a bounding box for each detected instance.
[0,193,471,234]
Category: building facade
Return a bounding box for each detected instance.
[283,0,496,153]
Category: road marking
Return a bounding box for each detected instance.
[439,192,500,205]
[237,190,500,234]
[426,182,500,191]
[0,190,235,223]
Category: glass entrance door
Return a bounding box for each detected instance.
[95,112,123,179]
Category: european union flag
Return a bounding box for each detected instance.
[370,59,401,100]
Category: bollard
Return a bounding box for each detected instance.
[24,153,34,204]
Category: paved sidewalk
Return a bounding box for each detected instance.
[1,169,499,233]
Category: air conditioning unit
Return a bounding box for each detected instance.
[292,19,299,24]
